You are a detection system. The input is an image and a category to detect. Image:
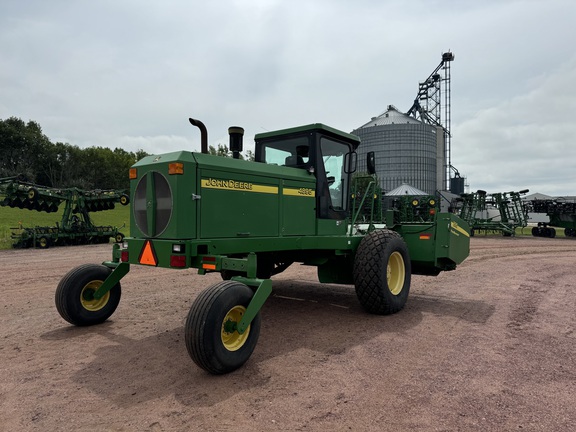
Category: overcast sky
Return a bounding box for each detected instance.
[2,0,575,196]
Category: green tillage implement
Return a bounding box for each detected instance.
[0,176,129,248]
[55,119,471,374]
[455,189,529,236]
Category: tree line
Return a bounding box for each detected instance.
[0,117,257,192]
[0,117,148,191]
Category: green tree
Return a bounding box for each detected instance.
[0,117,51,181]
[208,144,231,157]
[208,144,255,161]
[244,149,255,162]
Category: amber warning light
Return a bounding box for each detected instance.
[169,163,184,175]
[202,256,217,270]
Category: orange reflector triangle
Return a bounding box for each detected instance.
[139,240,158,266]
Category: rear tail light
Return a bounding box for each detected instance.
[170,255,187,268]
[202,256,217,270]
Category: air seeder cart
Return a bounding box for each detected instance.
[55,119,470,374]
[527,198,576,238]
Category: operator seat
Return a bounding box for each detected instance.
[285,155,304,168]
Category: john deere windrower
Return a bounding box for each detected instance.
[55,118,470,374]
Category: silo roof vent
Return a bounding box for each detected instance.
[357,105,422,128]
[386,182,427,196]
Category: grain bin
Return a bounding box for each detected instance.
[352,105,445,195]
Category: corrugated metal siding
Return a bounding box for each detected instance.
[352,121,440,195]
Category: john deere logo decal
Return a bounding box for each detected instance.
[450,221,470,237]
[201,178,278,194]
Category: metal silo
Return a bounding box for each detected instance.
[351,105,445,195]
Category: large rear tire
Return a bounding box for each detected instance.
[353,229,411,315]
[185,281,261,374]
[55,264,121,326]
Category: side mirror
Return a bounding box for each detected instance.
[367,151,376,174]
[344,151,357,174]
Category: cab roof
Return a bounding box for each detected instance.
[255,123,361,147]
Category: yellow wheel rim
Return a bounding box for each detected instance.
[387,251,405,295]
[80,280,110,311]
[221,306,250,352]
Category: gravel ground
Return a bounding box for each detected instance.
[1,236,575,431]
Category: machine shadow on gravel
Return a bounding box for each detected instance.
[39,277,492,409]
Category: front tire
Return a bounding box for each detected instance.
[55,264,121,326]
[185,281,261,374]
[353,229,411,315]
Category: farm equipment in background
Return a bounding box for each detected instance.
[0,176,129,248]
[349,170,383,231]
[388,195,439,224]
[453,189,529,236]
[55,118,470,375]
[525,198,576,238]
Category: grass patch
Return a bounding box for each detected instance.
[0,205,130,250]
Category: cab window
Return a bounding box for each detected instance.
[320,137,349,210]
[257,137,310,167]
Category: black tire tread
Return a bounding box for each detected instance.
[353,229,411,315]
[55,263,121,326]
[185,281,260,374]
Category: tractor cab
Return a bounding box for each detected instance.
[254,124,360,221]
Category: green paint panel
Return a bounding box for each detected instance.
[395,213,470,274]
[129,159,198,240]
[316,218,348,236]
[199,168,280,239]
[281,179,316,236]
[435,213,470,265]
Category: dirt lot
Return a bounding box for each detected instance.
[1,236,575,431]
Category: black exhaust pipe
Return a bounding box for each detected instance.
[189,118,208,154]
